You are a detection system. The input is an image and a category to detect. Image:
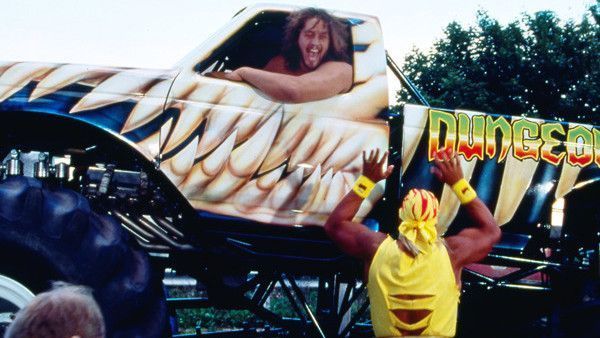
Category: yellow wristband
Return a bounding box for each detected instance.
[452,178,477,204]
[353,175,375,199]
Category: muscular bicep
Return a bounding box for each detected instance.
[236,61,352,103]
[326,220,384,260]
[446,198,501,269]
[446,227,499,269]
[294,62,353,101]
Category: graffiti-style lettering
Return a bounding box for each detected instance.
[427,109,599,168]
[513,119,542,161]
[566,126,594,167]
[540,123,565,166]
[428,110,457,160]
[457,113,485,161]
[485,116,512,162]
[595,129,600,167]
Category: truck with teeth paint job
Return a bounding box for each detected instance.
[0,3,598,337]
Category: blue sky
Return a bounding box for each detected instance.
[0,0,594,68]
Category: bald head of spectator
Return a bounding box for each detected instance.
[4,283,105,338]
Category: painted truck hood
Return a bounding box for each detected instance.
[0,61,178,159]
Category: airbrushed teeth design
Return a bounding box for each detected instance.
[0,13,390,227]
[0,62,55,102]
[29,64,109,101]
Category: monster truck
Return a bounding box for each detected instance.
[0,3,598,337]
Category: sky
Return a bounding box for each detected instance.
[0,0,594,69]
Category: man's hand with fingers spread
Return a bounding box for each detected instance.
[430,147,463,186]
[362,149,394,183]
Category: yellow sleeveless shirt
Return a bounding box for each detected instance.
[367,236,459,337]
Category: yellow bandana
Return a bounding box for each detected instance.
[398,189,439,252]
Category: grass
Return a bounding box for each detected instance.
[166,277,369,335]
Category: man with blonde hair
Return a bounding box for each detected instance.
[4,283,105,338]
[325,147,501,337]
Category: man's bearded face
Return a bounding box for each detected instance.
[298,17,330,70]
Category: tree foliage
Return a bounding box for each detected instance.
[399,2,599,124]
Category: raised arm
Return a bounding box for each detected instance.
[431,148,501,269]
[208,61,352,103]
[324,149,393,260]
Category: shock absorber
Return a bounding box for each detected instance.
[5,149,23,176]
[1,149,72,183]
[33,152,49,178]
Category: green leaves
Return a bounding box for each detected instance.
[399,4,599,124]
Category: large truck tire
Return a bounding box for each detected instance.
[0,176,168,337]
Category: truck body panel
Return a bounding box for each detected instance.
[0,4,391,228]
[0,62,176,161]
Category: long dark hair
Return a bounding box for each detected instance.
[282,8,351,71]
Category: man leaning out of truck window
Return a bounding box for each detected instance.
[208,7,352,103]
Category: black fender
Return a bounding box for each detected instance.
[551,178,600,338]
[560,178,600,267]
